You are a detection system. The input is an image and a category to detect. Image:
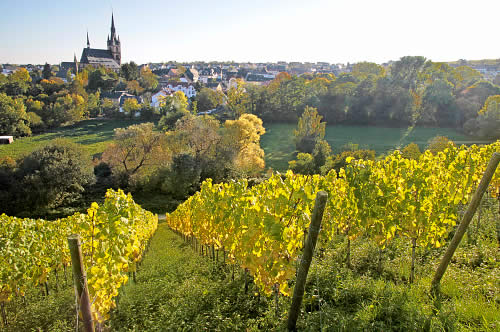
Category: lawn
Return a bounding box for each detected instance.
[0,118,153,160]
[261,123,493,171]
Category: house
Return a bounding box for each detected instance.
[101,91,142,113]
[151,89,172,108]
[184,68,199,83]
[158,81,197,98]
[206,82,224,92]
[57,55,79,81]
[167,68,182,78]
[0,136,14,144]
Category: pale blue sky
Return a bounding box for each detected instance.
[1,0,499,65]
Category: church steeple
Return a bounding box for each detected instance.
[74,53,79,74]
[111,13,116,39]
[107,12,121,65]
[86,30,90,48]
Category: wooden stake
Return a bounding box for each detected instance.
[431,153,500,295]
[63,264,68,285]
[68,234,95,332]
[54,269,59,292]
[244,268,249,294]
[287,191,328,331]
[1,301,7,326]
[275,283,280,317]
[410,238,417,284]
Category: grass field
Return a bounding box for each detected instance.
[0,119,152,160]
[261,123,493,171]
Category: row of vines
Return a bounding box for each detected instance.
[167,141,500,296]
[0,189,158,324]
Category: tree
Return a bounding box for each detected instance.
[401,143,421,160]
[158,91,190,130]
[0,93,31,136]
[26,111,44,132]
[122,98,141,118]
[475,95,500,138]
[18,139,95,210]
[422,79,456,126]
[390,56,430,90]
[126,80,144,95]
[223,114,266,176]
[101,123,166,185]
[352,62,385,78]
[120,61,139,81]
[49,94,87,126]
[288,153,315,175]
[312,139,331,173]
[87,92,101,117]
[195,87,224,112]
[139,67,158,91]
[160,153,201,199]
[294,106,325,153]
[40,78,65,95]
[226,79,250,118]
[42,63,52,79]
[101,98,119,117]
[426,136,454,154]
[2,68,31,96]
[87,67,117,92]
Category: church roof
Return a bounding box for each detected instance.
[81,48,113,60]
[80,48,120,69]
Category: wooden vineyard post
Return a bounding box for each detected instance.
[1,301,7,327]
[68,234,95,332]
[431,152,500,296]
[287,191,328,331]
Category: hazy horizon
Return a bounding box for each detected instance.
[2,0,500,65]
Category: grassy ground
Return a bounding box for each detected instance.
[261,123,493,171]
[0,119,152,160]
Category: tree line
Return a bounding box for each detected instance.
[196,56,499,139]
[0,63,160,137]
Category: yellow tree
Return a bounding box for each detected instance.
[223,114,266,175]
[122,98,141,118]
[226,79,249,118]
[127,80,144,95]
[140,67,158,91]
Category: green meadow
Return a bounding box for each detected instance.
[0,119,150,160]
[261,123,492,171]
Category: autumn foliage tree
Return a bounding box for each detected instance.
[294,106,326,153]
[223,113,266,175]
[475,95,500,138]
[0,93,31,136]
[226,79,250,118]
[102,123,167,186]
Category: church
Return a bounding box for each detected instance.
[59,14,121,76]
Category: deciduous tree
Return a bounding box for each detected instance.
[0,93,31,136]
[294,106,325,153]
